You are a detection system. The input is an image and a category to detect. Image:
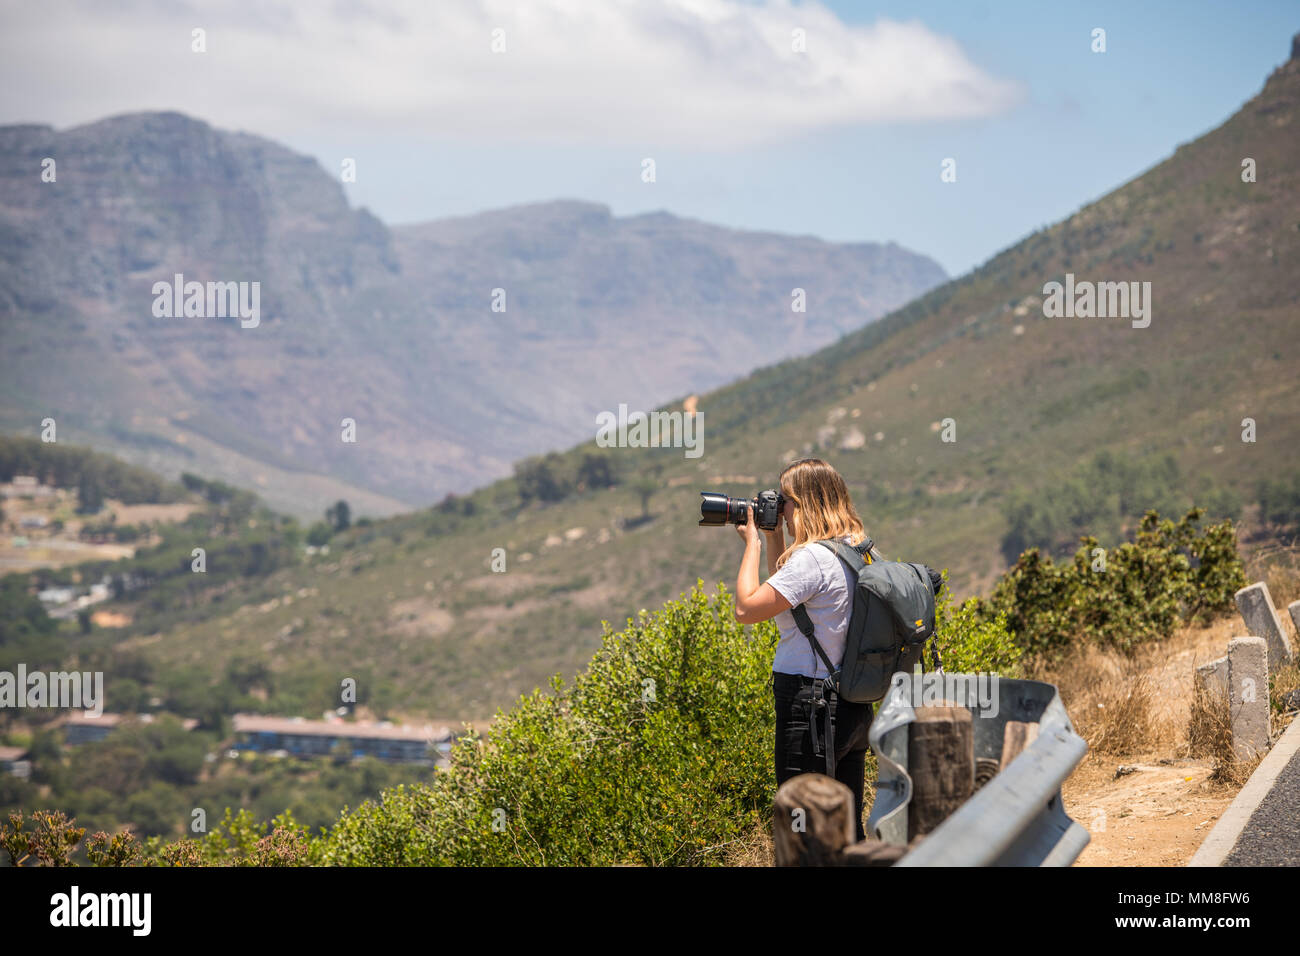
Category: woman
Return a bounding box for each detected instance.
[733,457,878,842]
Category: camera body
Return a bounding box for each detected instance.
[699,489,786,531]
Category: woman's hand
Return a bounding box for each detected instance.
[734,504,761,549]
[764,523,785,550]
[763,522,785,576]
[734,503,792,624]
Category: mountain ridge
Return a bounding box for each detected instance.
[0,110,947,518]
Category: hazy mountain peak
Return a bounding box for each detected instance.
[0,111,946,518]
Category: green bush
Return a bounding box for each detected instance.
[982,508,1245,657]
[932,573,1023,676]
[303,576,1031,867]
[140,807,311,866]
[1257,475,1300,534]
[318,582,775,866]
[19,567,1076,867]
[999,451,1240,562]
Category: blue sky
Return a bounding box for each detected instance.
[314,1,1300,276]
[2,0,1296,276]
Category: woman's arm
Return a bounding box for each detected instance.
[765,522,784,577]
[734,505,792,624]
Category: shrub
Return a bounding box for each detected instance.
[932,573,1023,676]
[983,508,1245,657]
[514,453,571,504]
[142,808,314,866]
[10,570,1070,867]
[313,575,1032,867]
[0,810,85,866]
[306,522,333,547]
[319,582,775,866]
[1257,475,1300,534]
[86,830,144,867]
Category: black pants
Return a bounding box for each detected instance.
[773,671,874,843]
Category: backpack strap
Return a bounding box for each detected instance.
[790,537,873,675]
[816,537,872,571]
[791,604,837,677]
[790,609,838,776]
[790,536,876,777]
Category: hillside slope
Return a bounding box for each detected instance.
[32,43,1300,723]
[0,113,945,517]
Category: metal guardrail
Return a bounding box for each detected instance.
[866,674,1090,866]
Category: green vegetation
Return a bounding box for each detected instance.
[0,717,429,859]
[325,500,351,533]
[1257,475,1300,536]
[0,501,1259,866]
[0,436,186,505]
[979,508,1245,658]
[933,572,1023,676]
[2,571,1025,866]
[2,58,1298,864]
[999,451,1241,562]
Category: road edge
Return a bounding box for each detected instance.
[1188,712,1300,866]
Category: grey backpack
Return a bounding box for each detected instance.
[790,538,942,775]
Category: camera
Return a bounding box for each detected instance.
[699,489,786,530]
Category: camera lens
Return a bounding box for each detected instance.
[699,491,733,526]
[700,491,757,526]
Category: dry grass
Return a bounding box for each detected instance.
[1245,542,1300,611]
[1026,607,1298,792]
[1184,679,1255,786]
[726,602,1300,866]
[719,819,773,867]
[1026,641,1169,755]
[1272,664,1300,715]
[1024,610,1284,759]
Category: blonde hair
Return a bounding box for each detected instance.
[775,458,873,569]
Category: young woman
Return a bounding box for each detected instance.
[733,457,878,842]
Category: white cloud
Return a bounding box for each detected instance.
[0,0,1024,147]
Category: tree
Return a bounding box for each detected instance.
[576,454,617,491]
[0,575,56,645]
[1258,476,1300,535]
[306,522,333,547]
[516,455,567,504]
[632,476,657,521]
[326,500,351,532]
[76,471,104,514]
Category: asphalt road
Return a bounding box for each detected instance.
[1222,736,1300,865]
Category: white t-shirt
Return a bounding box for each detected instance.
[766,536,856,679]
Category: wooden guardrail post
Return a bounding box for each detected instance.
[773,774,854,866]
[907,703,974,841]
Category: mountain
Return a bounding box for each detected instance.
[0,113,947,518]
[11,39,1300,726]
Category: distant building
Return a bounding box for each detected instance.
[63,713,123,745]
[0,745,30,779]
[4,476,54,498]
[62,713,198,745]
[231,714,450,765]
[45,576,114,619]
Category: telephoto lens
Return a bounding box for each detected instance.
[698,491,749,526]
